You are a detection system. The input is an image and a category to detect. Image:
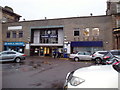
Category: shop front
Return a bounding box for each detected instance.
[30,25,64,57]
[30,46,63,57]
[71,41,103,53]
[4,42,25,53]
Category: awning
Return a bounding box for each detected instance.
[71,41,103,47]
[4,42,25,46]
[113,28,120,34]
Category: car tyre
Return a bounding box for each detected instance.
[74,57,79,62]
[15,57,21,63]
[95,58,102,64]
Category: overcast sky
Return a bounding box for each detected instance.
[0,0,108,21]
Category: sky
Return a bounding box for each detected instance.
[0,0,108,21]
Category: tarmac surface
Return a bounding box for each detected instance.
[1,56,94,89]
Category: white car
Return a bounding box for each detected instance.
[69,51,92,61]
[64,63,119,89]
[92,51,108,64]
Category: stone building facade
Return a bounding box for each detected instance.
[0,6,21,52]
[106,0,120,49]
[2,15,113,56]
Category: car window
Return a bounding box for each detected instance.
[111,51,120,55]
[78,52,84,55]
[2,52,7,55]
[84,52,90,55]
[98,52,108,55]
[7,52,16,54]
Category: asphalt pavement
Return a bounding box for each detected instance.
[1,56,94,89]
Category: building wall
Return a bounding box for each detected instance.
[2,15,113,55]
[107,0,120,50]
[63,16,113,50]
[0,7,2,52]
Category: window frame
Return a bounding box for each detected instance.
[12,31,17,38]
[6,31,11,38]
[19,31,23,38]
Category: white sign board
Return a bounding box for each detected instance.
[25,44,30,49]
[8,26,22,30]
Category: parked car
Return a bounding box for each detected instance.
[64,63,119,89]
[69,51,92,61]
[92,51,108,64]
[0,50,26,63]
[105,56,120,65]
[102,50,120,65]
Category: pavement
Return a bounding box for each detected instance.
[1,56,94,89]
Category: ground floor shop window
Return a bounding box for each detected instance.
[71,47,103,54]
[4,46,24,53]
[30,46,63,57]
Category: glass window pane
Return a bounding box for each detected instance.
[74,31,79,36]
[6,32,10,38]
[12,31,16,38]
[19,31,23,38]
[83,28,89,36]
[92,28,99,36]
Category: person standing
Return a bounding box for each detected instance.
[53,51,56,59]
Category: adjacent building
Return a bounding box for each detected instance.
[106,0,120,49]
[0,6,21,52]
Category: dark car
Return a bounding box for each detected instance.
[102,50,120,65]
[0,50,26,63]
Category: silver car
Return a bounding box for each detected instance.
[0,51,26,63]
[69,51,92,61]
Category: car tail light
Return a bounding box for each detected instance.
[103,56,110,60]
[92,54,95,57]
[22,54,26,56]
[113,61,120,65]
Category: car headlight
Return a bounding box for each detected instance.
[70,76,85,86]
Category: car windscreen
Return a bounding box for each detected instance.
[98,51,108,55]
[111,51,120,55]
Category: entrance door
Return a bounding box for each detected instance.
[40,47,44,56]
[39,47,51,56]
[44,47,50,56]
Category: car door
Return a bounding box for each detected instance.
[84,52,91,60]
[1,51,9,61]
[77,52,85,60]
[7,51,16,60]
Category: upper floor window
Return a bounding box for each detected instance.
[117,4,120,13]
[83,28,90,36]
[92,28,100,36]
[116,20,120,28]
[19,31,23,38]
[12,31,16,38]
[6,32,10,38]
[74,28,80,36]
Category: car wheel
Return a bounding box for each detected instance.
[95,58,102,64]
[15,58,21,63]
[74,57,79,62]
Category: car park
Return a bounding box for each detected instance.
[0,50,26,63]
[69,51,92,61]
[64,62,119,89]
